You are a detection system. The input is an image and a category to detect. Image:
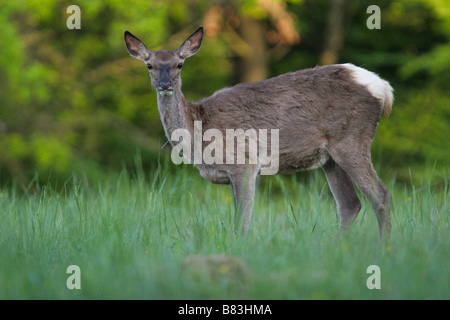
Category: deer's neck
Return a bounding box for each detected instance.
[156,86,199,146]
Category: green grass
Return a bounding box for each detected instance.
[0,163,448,299]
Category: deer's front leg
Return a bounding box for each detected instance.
[230,165,259,235]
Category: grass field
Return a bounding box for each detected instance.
[0,161,448,299]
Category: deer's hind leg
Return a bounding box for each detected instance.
[329,142,392,237]
[322,158,362,231]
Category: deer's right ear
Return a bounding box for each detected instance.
[177,27,204,59]
[124,31,151,60]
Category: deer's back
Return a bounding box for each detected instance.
[197,64,387,172]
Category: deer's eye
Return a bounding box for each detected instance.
[177,63,183,69]
[147,64,153,70]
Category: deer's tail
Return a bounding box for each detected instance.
[383,80,394,118]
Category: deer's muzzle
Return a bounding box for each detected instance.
[158,80,173,96]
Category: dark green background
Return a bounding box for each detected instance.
[1,0,448,187]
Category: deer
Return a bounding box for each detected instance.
[124,26,394,237]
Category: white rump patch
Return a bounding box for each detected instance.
[341,63,386,103]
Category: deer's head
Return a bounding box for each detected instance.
[124,27,203,97]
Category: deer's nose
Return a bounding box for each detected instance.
[159,81,172,91]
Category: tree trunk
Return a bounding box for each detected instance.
[319,0,346,65]
[239,17,268,83]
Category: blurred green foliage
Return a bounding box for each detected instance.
[0,0,448,186]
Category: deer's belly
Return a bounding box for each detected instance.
[197,166,230,184]
[277,148,329,174]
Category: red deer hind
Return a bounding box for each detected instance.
[124,27,394,237]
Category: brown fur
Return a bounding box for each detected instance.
[124,27,393,237]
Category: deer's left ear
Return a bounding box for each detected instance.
[124,31,152,60]
[177,27,203,59]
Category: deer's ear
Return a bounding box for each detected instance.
[177,27,203,59]
[124,31,151,60]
